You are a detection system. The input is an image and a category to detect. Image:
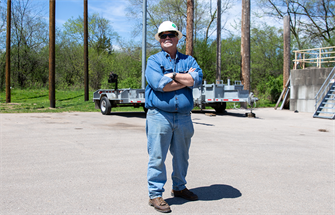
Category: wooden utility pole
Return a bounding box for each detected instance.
[49,0,55,108]
[186,0,194,56]
[84,0,89,101]
[216,0,221,81]
[241,0,250,92]
[283,16,290,89]
[283,15,290,108]
[6,0,11,103]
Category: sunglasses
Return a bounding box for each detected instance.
[159,33,177,39]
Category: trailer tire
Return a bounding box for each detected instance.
[214,102,226,114]
[100,96,112,115]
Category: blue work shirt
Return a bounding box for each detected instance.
[145,50,203,113]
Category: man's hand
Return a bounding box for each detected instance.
[187,67,196,73]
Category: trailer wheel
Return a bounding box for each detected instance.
[214,102,226,114]
[100,97,112,115]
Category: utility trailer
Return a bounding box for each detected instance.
[193,79,257,113]
[93,73,258,115]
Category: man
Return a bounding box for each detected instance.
[145,21,203,213]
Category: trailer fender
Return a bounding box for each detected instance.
[95,100,100,109]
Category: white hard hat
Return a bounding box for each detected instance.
[155,21,183,41]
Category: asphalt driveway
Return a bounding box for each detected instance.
[1,108,333,214]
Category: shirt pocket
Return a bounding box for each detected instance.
[177,65,189,74]
[162,65,173,74]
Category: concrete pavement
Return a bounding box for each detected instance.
[0,108,334,214]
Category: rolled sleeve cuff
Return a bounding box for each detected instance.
[157,76,173,92]
[189,72,201,88]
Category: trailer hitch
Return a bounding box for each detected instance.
[246,92,258,118]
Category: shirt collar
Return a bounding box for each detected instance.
[162,49,179,59]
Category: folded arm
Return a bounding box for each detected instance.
[162,80,186,92]
[145,55,202,92]
[163,68,195,91]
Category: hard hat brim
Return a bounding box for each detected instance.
[155,30,183,41]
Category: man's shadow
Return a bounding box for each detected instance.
[165,184,241,206]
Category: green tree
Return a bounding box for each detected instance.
[190,36,241,85]
[107,49,143,89]
[250,23,284,101]
[126,0,233,46]
[220,36,241,83]
[192,39,216,83]
[55,38,84,89]
[0,52,5,90]
[61,13,119,89]
[256,0,335,48]
[6,0,48,88]
[63,13,118,55]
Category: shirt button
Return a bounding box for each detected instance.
[175,97,178,100]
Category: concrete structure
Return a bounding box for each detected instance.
[290,67,332,113]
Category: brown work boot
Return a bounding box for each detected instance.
[171,188,198,201]
[148,197,171,213]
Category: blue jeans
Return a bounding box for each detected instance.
[146,108,194,199]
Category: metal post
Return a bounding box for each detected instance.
[216,0,221,82]
[141,0,147,89]
[241,0,250,91]
[6,0,11,103]
[84,0,89,101]
[319,48,321,68]
[283,16,290,90]
[186,0,194,56]
[49,0,55,108]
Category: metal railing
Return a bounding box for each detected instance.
[314,66,335,111]
[293,46,335,69]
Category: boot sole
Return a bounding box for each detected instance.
[148,201,171,213]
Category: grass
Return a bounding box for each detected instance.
[0,89,144,113]
[0,89,276,113]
